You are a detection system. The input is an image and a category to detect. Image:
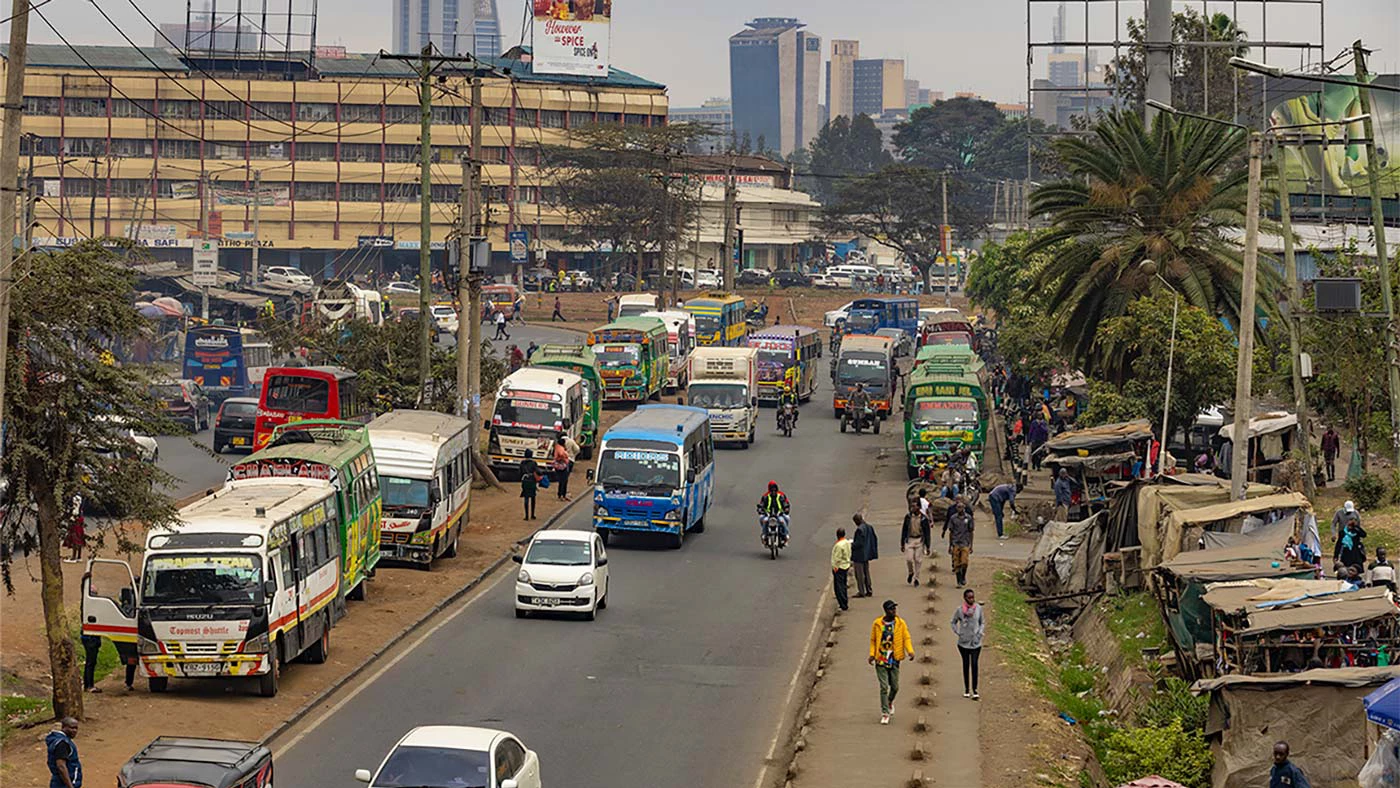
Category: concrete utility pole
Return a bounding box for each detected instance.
[941,170,951,306]
[722,156,736,291]
[458,77,484,442]
[1144,0,1173,124]
[251,170,262,283]
[200,171,211,320]
[1229,132,1264,501]
[1275,148,1316,498]
[1353,41,1400,468]
[0,0,31,434]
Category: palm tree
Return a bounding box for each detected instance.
[1028,109,1276,371]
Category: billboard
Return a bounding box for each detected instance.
[531,0,612,77]
[1266,74,1400,199]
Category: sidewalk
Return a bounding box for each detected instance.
[793,475,1032,788]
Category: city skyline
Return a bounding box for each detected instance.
[5,0,1397,107]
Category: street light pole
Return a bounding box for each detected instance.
[1229,132,1264,501]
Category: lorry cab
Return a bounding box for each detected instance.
[489,367,586,478]
[686,347,759,447]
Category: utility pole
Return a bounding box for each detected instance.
[1275,147,1315,498]
[941,170,951,306]
[663,151,676,308]
[1144,0,1172,124]
[1354,41,1400,468]
[251,170,262,283]
[200,171,211,320]
[458,77,484,442]
[0,0,29,432]
[1229,133,1264,501]
[722,156,736,291]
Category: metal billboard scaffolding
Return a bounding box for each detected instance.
[180,0,321,76]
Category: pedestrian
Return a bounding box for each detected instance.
[493,309,510,340]
[1053,469,1076,522]
[606,295,618,322]
[1321,427,1340,484]
[63,515,85,563]
[81,632,103,692]
[526,340,539,361]
[850,513,879,598]
[831,527,852,611]
[1333,501,1367,569]
[944,499,974,587]
[46,717,82,788]
[551,435,573,502]
[1270,741,1311,788]
[900,501,931,587]
[868,599,914,725]
[551,296,565,322]
[519,449,539,520]
[1369,547,1397,591]
[1027,415,1049,470]
[987,482,1019,540]
[508,345,524,372]
[512,297,524,324]
[950,588,986,699]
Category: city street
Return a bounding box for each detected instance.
[271,368,878,788]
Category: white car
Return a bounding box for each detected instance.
[356,726,542,788]
[824,301,855,328]
[94,416,158,462]
[810,273,839,289]
[513,529,609,620]
[695,270,720,289]
[263,266,314,287]
[430,305,459,334]
[384,281,420,295]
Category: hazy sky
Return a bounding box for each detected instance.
[7,0,1400,107]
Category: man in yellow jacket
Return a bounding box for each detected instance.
[868,599,915,724]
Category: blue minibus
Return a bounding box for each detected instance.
[588,404,716,549]
[845,297,920,340]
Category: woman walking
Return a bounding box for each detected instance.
[900,501,931,586]
[519,449,540,520]
[551,435,573,501]
[951,588,986,699]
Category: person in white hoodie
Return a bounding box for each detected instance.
[950,588,986,699]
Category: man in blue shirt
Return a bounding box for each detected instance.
[46,717,81,788]
[1053,469,1076,522]
[987,483,1019,540]
[1270,741,1310,788]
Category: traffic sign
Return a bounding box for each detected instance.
[508,231,529,264]
[192,240,219,287]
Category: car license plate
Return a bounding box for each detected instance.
[531,597,560,607]
[181,662,224,676]
[624,520,649,529]
[232,437,248,446]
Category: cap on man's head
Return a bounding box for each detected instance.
[882,600,898,612]
[1346,500,1357,513]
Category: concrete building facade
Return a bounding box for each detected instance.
[729,18,821,156]
[852,58,906,117]
[826,39,859,122]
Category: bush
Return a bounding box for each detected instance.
[1345,472,1387,511]
[1138,677,1208,732]
[1100,720,1213,788]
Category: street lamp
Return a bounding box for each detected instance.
[1140,260,1179,477]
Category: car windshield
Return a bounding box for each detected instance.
[382,476,431,509]
[837,354,888,383]
[597,448,680,490]
[222,401,257,417]
[142,554,262,605]
[495,397,563,428]
[525,538,592,565]
[153,384,184,402]
[264,375,330,412]
[372,745,491,788]
[687,383,748,409]
[913,400,979,428]
[594,345,639,367]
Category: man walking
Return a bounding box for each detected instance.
[1321,427,1341,484]
[1053,469,1076,522]
[1270,741,1311,788]
[900,501,931,586]
[551,296,566,322]
[831,527,853,611]
[46,717,82,788]
[987,482,1019,540]
[1027,414,1049,470]
[944,499,974,587]
[493,309,510,340]
[851,514,879,598]
[868,599,914,725]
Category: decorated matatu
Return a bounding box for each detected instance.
[528,343,601,453]
[683,293,747,347]
[913,344,984,376]
[902,368,987,478]
[747,326,821,402]
[586,317,668,402]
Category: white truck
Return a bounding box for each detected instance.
[685,347,759,448]
[617,293,660,317]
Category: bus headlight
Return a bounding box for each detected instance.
[663,509,682,521]
[595,506,608,517]
[137,636,161,656]
[578,572,594,586]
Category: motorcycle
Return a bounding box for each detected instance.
[841,403,879,435]
[746,304,769,330]
[777,402,797,437]
[759,514,787,559]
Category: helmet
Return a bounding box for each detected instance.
[768,480,779,491]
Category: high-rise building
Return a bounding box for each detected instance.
[852,58,906,117]
[904,79,921,110]
[393,0,499,57]
[729,18,822,156]
[670,98,734,150]
[826,39,860,122]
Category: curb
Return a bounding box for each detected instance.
[260,493,591,748]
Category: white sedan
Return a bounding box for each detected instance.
[262,266,314,287]
[823,301,855,328]
[430,305,459,334]
[357,726,542,788]
[513,529,609,620]
[384,281,421,295]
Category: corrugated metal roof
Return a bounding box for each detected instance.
[3,44,190,72]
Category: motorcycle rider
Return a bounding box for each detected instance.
[757,480,792,545]
[777,383,801,427]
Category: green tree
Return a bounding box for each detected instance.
[1028,109,1277,370]
[0,241,179,720]
[1106,9,1250,118]
[967,231,1072,388]
[1078,295,1235,438]
[805,114,894,203]
[821,165,944,288]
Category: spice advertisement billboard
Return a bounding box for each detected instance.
[531,0,612,77]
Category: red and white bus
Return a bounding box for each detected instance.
[254,366,368,449]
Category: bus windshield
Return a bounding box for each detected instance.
[756,348,792,366]
[596,448,681,491]
[381,476,431,509]
[595,345,640,368]
[687,383,749,409]
[264,375,330,413]
[693,314,722,337]
[495,397,563,427]
[913,400,979,429]
[142,554,262,605]
[846,313,879,333]
[837,354,888,384]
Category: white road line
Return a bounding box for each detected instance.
[752,581,830,788]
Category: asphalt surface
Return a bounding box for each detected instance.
[274,358,888,788]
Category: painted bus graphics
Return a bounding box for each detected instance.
[902,369,988,478]
[183,327,273,401]
[254,367,369,450]
[918,312,974,349]
[747,326,821,403]
[832,335,895,419]
[684,293,748,347]
[528,344,601,457]
[368,410,473,566]
[845,297,919,340]
[586,317,668,403]
[230,420,382,601]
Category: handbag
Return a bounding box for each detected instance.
[538,473,551,489]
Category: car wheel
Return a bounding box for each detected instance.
[584,600,596,621]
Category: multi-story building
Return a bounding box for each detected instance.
[826,39,859,122]
[903,79,921,111]
[393,0,500,57]
[852,58,905,117]
[728,18,821,156]
[669,98,733,149]
[3,44,667,277]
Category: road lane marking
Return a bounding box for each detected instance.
[752,579,830,788]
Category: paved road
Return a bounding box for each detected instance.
[274,363,887,788]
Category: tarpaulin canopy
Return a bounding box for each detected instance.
[1131,480,1285,567]
[1365,677,1400,730]
[1218,411,1298,443]
[1165,492,1310,530]
[1199,514,1297,550]
[1201,578,1354,613]
[1194,665,1400,692]
[1158,542,1309,583]
[1019,512,1105,603]
[1237,590,1397,635]
[1045,419,1154,452]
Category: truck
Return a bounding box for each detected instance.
[685,347,759,448]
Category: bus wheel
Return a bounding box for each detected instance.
[692,515,705,533]
[258,648,280,697]
[670,528,684,550]
[873,419,881,435]
[148,676,168,693]
[443,533,459,558]
[419,541,436,571]
[305,619,330,664]
[349,578,368,602]
[907,464,918,480]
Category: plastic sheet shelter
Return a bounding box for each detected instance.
[1365,676,1400,730]
[1217,411,1299,486]
[1019,512,1106,610]
[1193,666,1400,788]
[1104,475,1284,569]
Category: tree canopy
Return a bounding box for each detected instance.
[821,165,945,286]
[804,115,893,204]
[1106,9,1250,118]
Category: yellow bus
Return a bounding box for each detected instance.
[684,293,748,347]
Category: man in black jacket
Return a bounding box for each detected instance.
[851,513,879,598]
[944,499,975,587]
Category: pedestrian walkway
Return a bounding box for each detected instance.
[793,478,1032,788]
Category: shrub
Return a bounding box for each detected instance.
[1346,472,1387,511]
[1138,677,1208,732]
[1100,720,1212,788]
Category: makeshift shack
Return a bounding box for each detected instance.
[1217,411,1298,486]
[1195,666,1400,788]
[1019,512,1106,610]
[1042,419,1156,520]
[1207,583,1400,674]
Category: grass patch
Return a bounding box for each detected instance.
[1098,593,1168,668]
[68,609,121,685]
[1,695,52,742]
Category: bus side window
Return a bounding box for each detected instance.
[323,524,341,564]
[278,548,294,587]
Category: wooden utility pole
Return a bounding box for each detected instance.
[722,156,736,291]
[1274,147,1315,498]
[1354,41,1400,467]
[251,170,262,283]
[1229,133,1264,501]
[0,0,29,436]
[941,170,951,306]
[200,171,211,320]
[458,77,483,430]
